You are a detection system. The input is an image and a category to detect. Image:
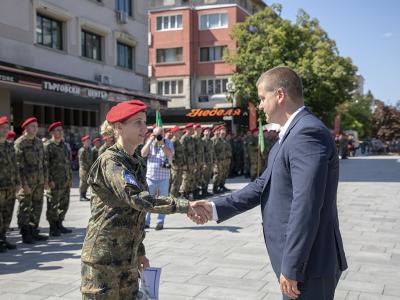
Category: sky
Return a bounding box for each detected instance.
[264,0,399,106]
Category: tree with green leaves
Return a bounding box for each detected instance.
[226,6,358,126]
[371,101,400,141]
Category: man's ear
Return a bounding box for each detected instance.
[276,88,285,104]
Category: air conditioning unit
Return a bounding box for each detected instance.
[226,81,235,92]
[116,10,128,24]
[95,74,112,85]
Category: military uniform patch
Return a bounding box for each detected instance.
[124,170,139,187]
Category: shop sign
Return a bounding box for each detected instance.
[0,71,17,83]
[186,108,243,118]
[43,81,108,99]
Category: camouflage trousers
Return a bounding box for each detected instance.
[243,153,250,174]
[81,262,139,300]
[192,163,203,190]
[180,166,194,193]
[249,155,262,179]
[79,169,89,195]
[46,187,70,222]
[221,159,231,185]
[17,184,44,228]
[212,161,225,187]
[170,166,183,197]
[0,188,16,236]
[201,163,213,190]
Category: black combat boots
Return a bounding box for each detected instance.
[20,225,35,244]
[57,221,72,234]
[49,222,61,236]
[31,226,48,241]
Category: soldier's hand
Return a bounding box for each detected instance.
[188,201,213,224]
[23,185,31,194]
[138,255,150,272]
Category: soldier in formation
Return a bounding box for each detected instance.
[0,116,20,251]
[44,122,72,236]
[78,135,92,201]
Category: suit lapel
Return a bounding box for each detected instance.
[262,108,310,190]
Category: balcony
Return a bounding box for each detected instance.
[147,0,266,14]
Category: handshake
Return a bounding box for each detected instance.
[187,200,214,225]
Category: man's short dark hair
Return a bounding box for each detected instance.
[257,66,304,103]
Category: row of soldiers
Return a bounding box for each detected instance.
[0,116,73,251]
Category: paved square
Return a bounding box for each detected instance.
[1,156,399,299]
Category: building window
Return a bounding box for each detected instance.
[199,13,228,30]
[117,42,133,69]
[156,47,183,63]
[156,15,182,31]
[36,14,63,50]
[81,30,102,61]
[200,46,227,62]
[200,78,228,95]
[116,0,133,16]
[157,80,183,95]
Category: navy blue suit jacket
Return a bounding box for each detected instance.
[214,108,347,281]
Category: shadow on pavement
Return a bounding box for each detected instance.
[157,226,242,233]
[0,227,85,275]
[339,158,400,182]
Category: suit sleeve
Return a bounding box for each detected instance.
[281,127,331,281]
[214,174,265,223]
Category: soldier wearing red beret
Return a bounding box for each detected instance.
[91,137,102,162]
[44,121,72,236]
[14,117,49,243]
[81,100,208,299]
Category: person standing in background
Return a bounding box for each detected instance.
[78,135,92,201]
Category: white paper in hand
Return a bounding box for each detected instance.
[140,267,161,300]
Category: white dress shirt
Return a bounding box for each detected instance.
[210,106,306,221]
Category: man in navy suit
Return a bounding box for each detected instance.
[192,66,347,299]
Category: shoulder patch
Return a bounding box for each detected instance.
[123,170,139,187]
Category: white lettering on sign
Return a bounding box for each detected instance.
[87,89,108,99]
[0,74,15,82]
[43,81,81,95]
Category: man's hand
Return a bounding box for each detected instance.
[187,200,213,224]
[279,274,300,299]
[138,255,150,272]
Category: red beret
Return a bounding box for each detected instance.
[21,117,38,129]
[0,116,8,126]
[48,121,62,132]
[183,130,188,135]
[81,135,90,142]
[92,137,101,143]
[194,123,201,129]
[152,123,157,128]
[251,128,258,134]
[202,127,211,132]
[102,136,113,141]
[185,123,194,128]
[106,100,147,123]
[170,126,181,133]
[7,131,16,139]
[212,125,221,133]
[164,128,170,133]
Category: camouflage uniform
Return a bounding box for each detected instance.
[262,133,278,172]
[78,147,93,197]
[232,137,244,175]
[221,138,232,187]
[81,144,188,299]
[0,140,20,244]
[242,134,252,176]
[193,135,205,197]
[91,147,100,163]
[212,136,225,192]
[170,136,185,198]
[14,135,47,229]
[201,136,214,193]
[248,135,260,180]
[44,139,72,225]
[98,143,112,156]
[179,134,196,197]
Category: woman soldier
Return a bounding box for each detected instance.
[81,100,207,299]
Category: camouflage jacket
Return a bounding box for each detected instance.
[247,135,259,158]
[0,141,21,189]
[98,143,111,156]
[193,135,205,165]
[180,134,195,166]
[171,136,185,168]
[222,139,232,160]
[202,137,214,165]
[44,139,72,188]
[81,143,189,266]
[79,147,92,172]
[91,147,100,163]
[14,135,48,186]
[212,137,225,161]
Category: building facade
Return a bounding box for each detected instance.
[147,0,265,131]
[0,0,167,140]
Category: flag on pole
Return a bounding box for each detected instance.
[156,110,163,128]
[258,118,264,153]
